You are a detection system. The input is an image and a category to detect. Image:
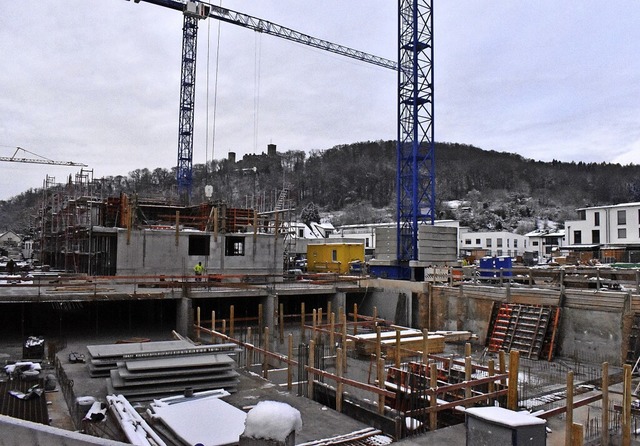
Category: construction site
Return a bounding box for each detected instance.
[3,1,640,445]
[3,245,640,445]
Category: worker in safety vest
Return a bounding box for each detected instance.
[194,261,204,281]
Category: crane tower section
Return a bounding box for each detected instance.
[397,0,435,262]
[177,1,210,200]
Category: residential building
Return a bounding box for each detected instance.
[0,231,21,259]
[524,229,566,261]
[458,229,530,259]
[565,202,640,262]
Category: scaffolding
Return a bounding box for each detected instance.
[35,172,294,275]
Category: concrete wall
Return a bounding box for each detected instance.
[116,229,282,276]
[556,306,624,363]
[360,278,429,326]
[362,279,632,365]
[0,415,128,446]
[428,284,631,365]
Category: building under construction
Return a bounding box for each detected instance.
[35,169,290,277]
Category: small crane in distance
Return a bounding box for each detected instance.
[0,147,88,167]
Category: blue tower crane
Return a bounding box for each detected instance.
[397,0,435,263]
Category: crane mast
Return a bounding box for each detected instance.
[397,0,435,263]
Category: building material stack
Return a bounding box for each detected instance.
[87,340,240,401]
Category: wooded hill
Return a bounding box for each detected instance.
[2,141,640,235]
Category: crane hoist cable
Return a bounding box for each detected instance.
[253,32,262,155]
[210,1,222,170]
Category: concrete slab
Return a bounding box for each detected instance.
[87,340,193,359]
[122,352,234,372]
[149,396,247,446]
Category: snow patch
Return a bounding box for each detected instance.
[243,401,302,442]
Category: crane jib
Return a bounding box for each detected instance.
[127,0,397,71]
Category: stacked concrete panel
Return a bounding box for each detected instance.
[88,340,195,377]
[417,226,457,264]
[374,227,397,261]
[107,353,239,401]
[87,340,240,401]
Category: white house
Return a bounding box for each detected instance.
[564,202,640,263]
[458,229,531,259]
[524,229,566,261]
[0,231,22,259]
[565,202,640,247]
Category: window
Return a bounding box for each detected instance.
[574,231,582,244]
[514,240,518,248]
[618,228,627,239]
[465,239,472,245]
[532,241,539,246]
[618,210,627,225]
[497,250,503,256]
[332,250,337,261]
[188,235,210,256]
[225,236,245,256]
[594,212,600,226]
[486,238,492,247]
[298,229,304,237]
[476,239,481,244]
[592,230,600,244]
[365,239,369,248]
[497,238,503,248]
[507,239,510,248]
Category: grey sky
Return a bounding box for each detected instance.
[1,1,639,201]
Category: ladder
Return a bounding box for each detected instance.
[488,305,513,352]
[275,187,289,211]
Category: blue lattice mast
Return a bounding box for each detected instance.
[397,0,435,262]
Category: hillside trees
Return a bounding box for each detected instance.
[4,140,640,234]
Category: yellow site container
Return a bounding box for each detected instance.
[307,243,365,274]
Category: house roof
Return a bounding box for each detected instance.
[576,201,640,211]
[524,229,565,238]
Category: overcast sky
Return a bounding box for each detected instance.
[1,1,639,201]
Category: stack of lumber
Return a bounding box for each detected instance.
[352,328,446,358]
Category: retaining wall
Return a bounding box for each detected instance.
[363,279,634,366]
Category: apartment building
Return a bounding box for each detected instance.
[459,230,530,259]
[565,202,640,246]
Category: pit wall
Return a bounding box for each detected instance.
[363,279,634,366]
